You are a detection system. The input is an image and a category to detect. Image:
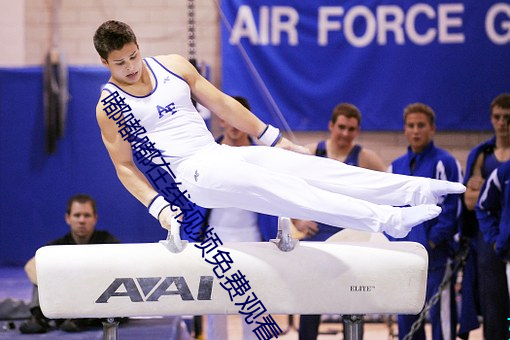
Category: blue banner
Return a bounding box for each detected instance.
[221,1,510,131]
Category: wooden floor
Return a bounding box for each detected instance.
[0,313,485,339]
[217,314,484,340]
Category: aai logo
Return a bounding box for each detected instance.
[96,276,214,303]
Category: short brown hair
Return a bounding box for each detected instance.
[93,20,138,60]
[331,103,361,126]
[403,103,435,125]
[66,194,97,215]
[490,93,510,113]
[233,96,251,111]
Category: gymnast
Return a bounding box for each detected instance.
[93,20,465,239]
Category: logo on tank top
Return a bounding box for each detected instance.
[157,102,177,118]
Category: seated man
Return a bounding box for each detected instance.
[19,194,120,334]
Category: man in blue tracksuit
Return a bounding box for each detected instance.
[477,160,510,261]
[460,93,510,340]
[473,115,510,340]
[456,136,495,339]
[388,103,462,340]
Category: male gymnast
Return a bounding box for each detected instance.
[93,20,465,239]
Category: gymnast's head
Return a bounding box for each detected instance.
[93,20,139,62]
[490,93,510,136]
[65,194,98,244]
[328,103,362,146]
[94,20,143,84]
[330,103,362,127]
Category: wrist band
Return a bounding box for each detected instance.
[148,194,170,220]
[258,124,282,146]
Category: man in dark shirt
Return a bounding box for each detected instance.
[19,194,119,334]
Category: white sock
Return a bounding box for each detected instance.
[386,204,442,238]
[429,180,466,199]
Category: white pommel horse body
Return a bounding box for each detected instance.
[36,227,428,340]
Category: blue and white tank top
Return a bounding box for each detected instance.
[102,57,215,169]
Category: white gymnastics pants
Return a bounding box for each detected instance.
[175,144,436,234]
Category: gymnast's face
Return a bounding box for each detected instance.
[65,201,98,244]
[220,120,251,146]
[329,115,360,148]
[404,112,435,154]
[491,105,510,138]
[101,42,143,85]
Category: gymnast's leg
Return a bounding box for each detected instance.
[226,145,465,207]
[178,150,441,238]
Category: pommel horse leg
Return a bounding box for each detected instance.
[328,230,394,340]
[343,314,363,340]
[102,318,119,340]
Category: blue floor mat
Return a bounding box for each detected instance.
[0,317,192,339]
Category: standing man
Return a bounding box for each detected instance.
[19,194,120,334]
[388,103,462,340]
[295,102,386,240]
[296,102,386,340]
[477,160,510,264]
[476,159,510,340]
[204,96,277,340]
[476,115,510,258]
[460,93,510,340]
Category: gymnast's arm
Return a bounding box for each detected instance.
[358,148,386,172]
[158,54,308,153]
[95,93,175,229]
[475,168,502,252]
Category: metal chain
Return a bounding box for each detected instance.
[402,242,470,340]
[187,0,196,61]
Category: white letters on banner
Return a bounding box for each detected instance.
[229,2,509,47]
[485,3,510,45]
[230,5,299,45]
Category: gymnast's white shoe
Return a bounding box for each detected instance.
[429,180,465,200]
[411,179,465,206]
[385,204,442,238]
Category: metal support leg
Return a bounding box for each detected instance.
[343,314,363,340]
[279,314,297,335]
[102,318,119,340]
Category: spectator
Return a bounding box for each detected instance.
[387,103,462,340]
[19,194,120,334]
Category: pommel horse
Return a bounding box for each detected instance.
[36,219,428,339]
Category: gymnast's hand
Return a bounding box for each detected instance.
[276,137,311,154]
[158,205,181,231]
[466,175,483,191]
[292,219,319,237]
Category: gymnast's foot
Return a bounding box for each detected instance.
[412,179,465,205]
[385,204,442,238]
[429,179,465,200]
